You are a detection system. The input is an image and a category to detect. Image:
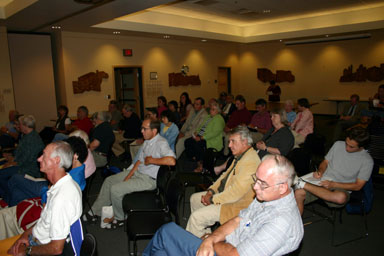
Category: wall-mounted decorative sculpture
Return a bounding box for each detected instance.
[340,64,384,82]
[168,73,201,87]
[73,70,109,94]
[257,68,295,83]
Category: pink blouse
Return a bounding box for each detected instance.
[291,108,313,137]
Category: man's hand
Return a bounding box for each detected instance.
[201,191,213,206]
[8,234,29,256]
[178,132,185,139]
[256,141,266,151]
[124,174,131,182]
[313,171,323,179]
[144,156,154,165]
[320,180,333,189]
[196,237,215,256]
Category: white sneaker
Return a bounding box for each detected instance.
[293,175,306,190]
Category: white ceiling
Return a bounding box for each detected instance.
[1,0,384,43]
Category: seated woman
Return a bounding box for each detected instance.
[256,109,294,159]
[184,102,225,169]
[371,84,384,108]
[179,92,193,125]
[291,98,314,147]
[168,100,181,126]
[160,110,179,152]
[39,105,71,143]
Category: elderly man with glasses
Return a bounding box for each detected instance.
[86,119,176,228]
[143,155,304,256]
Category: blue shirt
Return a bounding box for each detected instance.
[286,111,297,124]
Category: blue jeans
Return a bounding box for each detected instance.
[143,222,203,256]
[0,166,20,202]
[7,173,48,206]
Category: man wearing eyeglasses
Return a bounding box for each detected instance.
[143,155,304,256]
[87,119,176,227]
[186,126,260,238]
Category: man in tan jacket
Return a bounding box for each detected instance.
[175,97,208,158]
[186,126,261,237]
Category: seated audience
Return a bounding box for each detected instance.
[0,110,20,149]
[108,100,123,131]
[86,119,176,228]
[223,95,252,155]
[256,109,294,159]
[89,111,115,167]
[221,94,236,121]
[179,92,193,124]
[6,133,92,207]
[176,97,208,159]
[0,115,44,203]
[157,96,168,117]
[168,100,181,126]
[111,105,142,157]
[143,155,303,256]
[40,105,71,144]
[5,141,82,256]
[266,80,281,102]
[186,126,261,237]
[284,99,297,125]
[160,110,179,152]
[184,102,225,166]
[291,98,314,147]
[248,98,272,143]
[332,94,365,142]
[295,127,373,215]
[370,84,384,108]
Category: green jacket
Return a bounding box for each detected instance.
[196,114,225,151]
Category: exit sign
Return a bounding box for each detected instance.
[123,49,133,56]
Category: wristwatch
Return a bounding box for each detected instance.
[26,245,33,255]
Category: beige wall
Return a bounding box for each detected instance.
[238,31,384,114]
[60,30,384,116]
[8,33,57,131]
[61,32,240,116]
[0,27,16,125]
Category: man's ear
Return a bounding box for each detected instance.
[279,183,289,195]
[53,156,61,165]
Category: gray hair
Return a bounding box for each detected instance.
[285,100,294,107]
[50,141,74,170]
[96,111,112,122]
[19,115,36,129]
[69,130,90,146]
[262,154,296,187]
[210,102,222,114]
[270,108,289,126]
[230,125,253,145]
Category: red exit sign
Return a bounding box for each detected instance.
[123,49,133,56]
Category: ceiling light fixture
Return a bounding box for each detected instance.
[279,39,282,42]
[325,34,329,37]
[51,26,61,29]
[163,35,170,39]
[201,39,207,42]
[284,33,371,46]
[113,31,120,34]
[263,9,271,13]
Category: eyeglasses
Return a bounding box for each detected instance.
[251,173,285,190]
[141,126,151,131]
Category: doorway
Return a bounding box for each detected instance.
[114,67,144,119]
[217,67,231,95]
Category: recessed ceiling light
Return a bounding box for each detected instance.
[279,39,283,42]
[325,34,329,37]
[51,26,61,29]
[263,9,271,13]
[201,39,207,42]
[163,35,170,39]
[113,31,120,34]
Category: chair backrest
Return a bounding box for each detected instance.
[165,178,183,224]
[156,165,173,194]
[80,233,97,256]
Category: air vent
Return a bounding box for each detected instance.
[193,0,219,6]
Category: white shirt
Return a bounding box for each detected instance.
[137,134,176,179]
[32,174,82,244]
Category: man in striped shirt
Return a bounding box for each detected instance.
[143,155,304,256]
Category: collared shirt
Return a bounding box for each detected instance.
[32,174,82,244]
[286,111,297,124]
[226,191,304,256]
[137,134,176,179]
[291,108,313,137]
[250,111,272,130]
[226,108,252,129]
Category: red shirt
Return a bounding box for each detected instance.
[72,117,94,135]
[226,108,252,129]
